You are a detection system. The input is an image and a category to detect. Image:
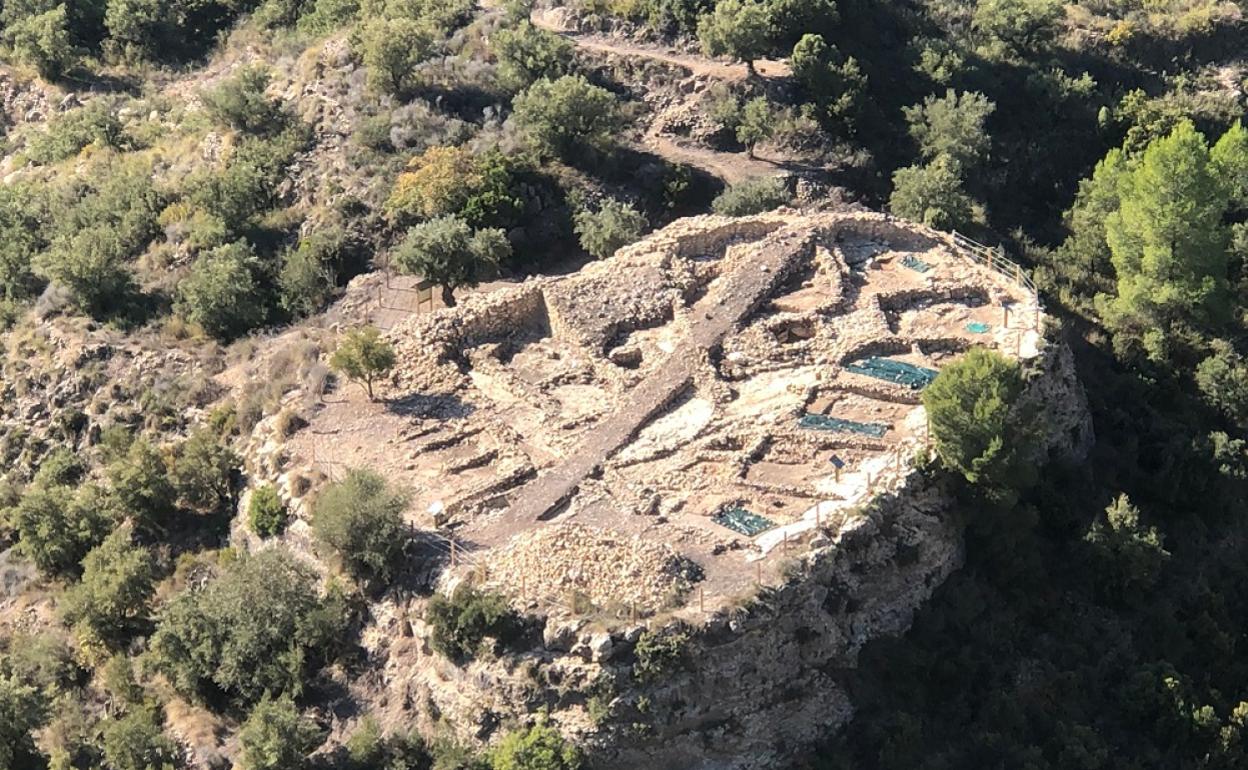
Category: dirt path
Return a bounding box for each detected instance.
[530,7,807,183]
[529,17,791,81]
[471,225,814,543]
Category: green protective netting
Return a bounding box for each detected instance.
[714,507,775,537]
[966,321,990,333]
[798,413,889,438]
[845,356,939,390]
[901,254,932,273]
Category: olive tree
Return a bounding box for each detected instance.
[329,326,395,401]
[392,215,509,307]
[573,199,648,260]
[510,75,623,162]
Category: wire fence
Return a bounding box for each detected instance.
[373,269,438,331]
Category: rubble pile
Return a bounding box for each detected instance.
[488,523,696,611]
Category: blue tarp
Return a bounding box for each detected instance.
[966,321,990,334]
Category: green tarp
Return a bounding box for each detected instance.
[901,254,932,273]
[845,356,939,390]
[798,413,889,438]
[714,507,775,536]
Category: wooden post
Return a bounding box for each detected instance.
[834,466,841,483]
[699,587,705,613]
[630,604,637,623]
[1002,304,1010,328]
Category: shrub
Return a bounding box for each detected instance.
[488,722,582,770]
[427,585,518,662]
[510,75,623,162]
[33,445,86,487]
[392,215,509,307]
[573,199,647,259]
[175,241,268,340]
[279,227,361,318]
[888,155,975,229]
[107,438,176,534]
[329,326,396,401]
[710,176,789,216]
[239,694,323,770]
[0,669,46,769]
[357,17,436,97]
[169,429,240,512]
[345,717,433,770]
[60,524,155,647]
[696,0,770,71]
[100,708,178,770]
[248,485,287,537]
[492,20,572,91]
[312,468,407,582]
[633,626,691,681]
[202,65,287,135]
[12,483,116,577]
[24,100,124,165]
[735,96,775,157]
[150,548,347,704]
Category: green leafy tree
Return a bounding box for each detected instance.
[790,34,865,130]
[107,438,176,534]
[312,468,408,583]
[1085,494,1169,599]
[329,325,396,401]
[149,549,346,704]
[696,0,770,73]
[888,155,975,229]
[248,484,288,537]
[492,20,572,91]
[1101,120,1230,363]
[0,669,47,770]
[60,524,155,647]
[100,708,177,770]
[239,694,323,770]
[5,4,77,79]
[711,175,790,216]
[36,225,140,319]
[971,0,1063,51]
[1048,147,1128,302]
[766,0,837,48]
[392,215,509,307]
[169,429,239,512]
[573,199,648,259]
[1196,339,1248,425]
[903,89,995,169]
[488,722,582,770]
[1212,120,1248,208]
[358,17,435,97]
[510,75,623,162]
[13,483,115,577]
[921,347,1037,502]
[735,97,775,158]
[175,241,267,340]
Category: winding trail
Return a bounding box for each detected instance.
[529,7,805,183]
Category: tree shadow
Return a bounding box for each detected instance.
[384,392,476,420]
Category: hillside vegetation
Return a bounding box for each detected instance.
[2,0,1248,766]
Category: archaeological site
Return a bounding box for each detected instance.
[247,208,1092,769]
